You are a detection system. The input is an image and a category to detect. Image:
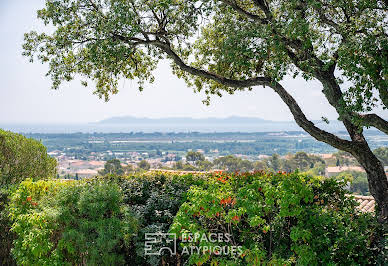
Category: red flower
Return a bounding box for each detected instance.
[231,198,236,206]
[26,196,32,202]
[220,196,235,206]
[232,215,240,221]
[226,196,232,204]
[217,176,226,183]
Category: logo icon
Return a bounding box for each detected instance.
[145,233,177,255]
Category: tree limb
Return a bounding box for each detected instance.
[107,4,380,151]
[359,113,388,135]
[270,82,355,152]
[141,39,355,152]
[153,40,273,88]
[219,0,268,23]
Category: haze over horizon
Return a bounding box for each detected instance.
[0,115,342,125]
[1,115,290,125]
[0,115,351,134]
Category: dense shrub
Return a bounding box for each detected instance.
[0,129,56,186]
[0,187,15,265]
[8,178,136,265]
[109,172,207,265]
[0,129,57,265]
[170,171,384,265]
[5,172,385,265]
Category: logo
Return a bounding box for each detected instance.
[144,233,177,255]
[144,232,243,257]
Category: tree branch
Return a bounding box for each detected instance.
[270,82,355,152]
[251,0,272,18]
[153,40,273,88]
[222,0,381,144]
[219,0,268,23]
[359,113,388,135]
[132,38,355,152]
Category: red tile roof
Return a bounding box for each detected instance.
[353,195,375,213]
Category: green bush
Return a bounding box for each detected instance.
[110,172,207,265]
[0,187,15,265]
[0,129,57,186]
[0,129,57,265]
[8,178,137,265]
[170,171,383,265]
[5,172,385,265]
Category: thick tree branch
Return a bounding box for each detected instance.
[153,40,273,88]
[359,113,388,135]
[131,38,355,152]
[270,82,355,152]
[252,0,271,18]
[222,0,376,145]
[220,0,268,23]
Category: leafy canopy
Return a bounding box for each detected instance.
[23,0,387,114]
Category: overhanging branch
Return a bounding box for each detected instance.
[220,0,268,23]
[360,113,388,135]
[153,40,273,88]
[270,82,355,152]
[142,39,355,152]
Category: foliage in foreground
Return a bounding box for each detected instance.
[5,172,386,265]
[0,129,56,186]
[170,171,385,265]
[0,129,57,265]
[104,172,207,265]
[8,179,136,265]
[0,187,15,265]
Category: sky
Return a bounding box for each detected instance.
[0,1,386,124]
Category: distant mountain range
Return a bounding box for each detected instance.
[1,116,348,133]
[97,116,276,124]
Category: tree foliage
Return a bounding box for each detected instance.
[213,155,253,172]
[137,159,151,170]
[99,158,125,175]
[186,151,205,163]
[374,146,388,166]
[22,0,387,113]
[0,129,57,186]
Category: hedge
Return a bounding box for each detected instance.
[3,172,385,265]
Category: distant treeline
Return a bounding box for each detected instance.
[23,132,387,158]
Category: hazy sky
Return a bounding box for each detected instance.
[0,1,386,124]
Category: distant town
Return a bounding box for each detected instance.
[23,131,387,188]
